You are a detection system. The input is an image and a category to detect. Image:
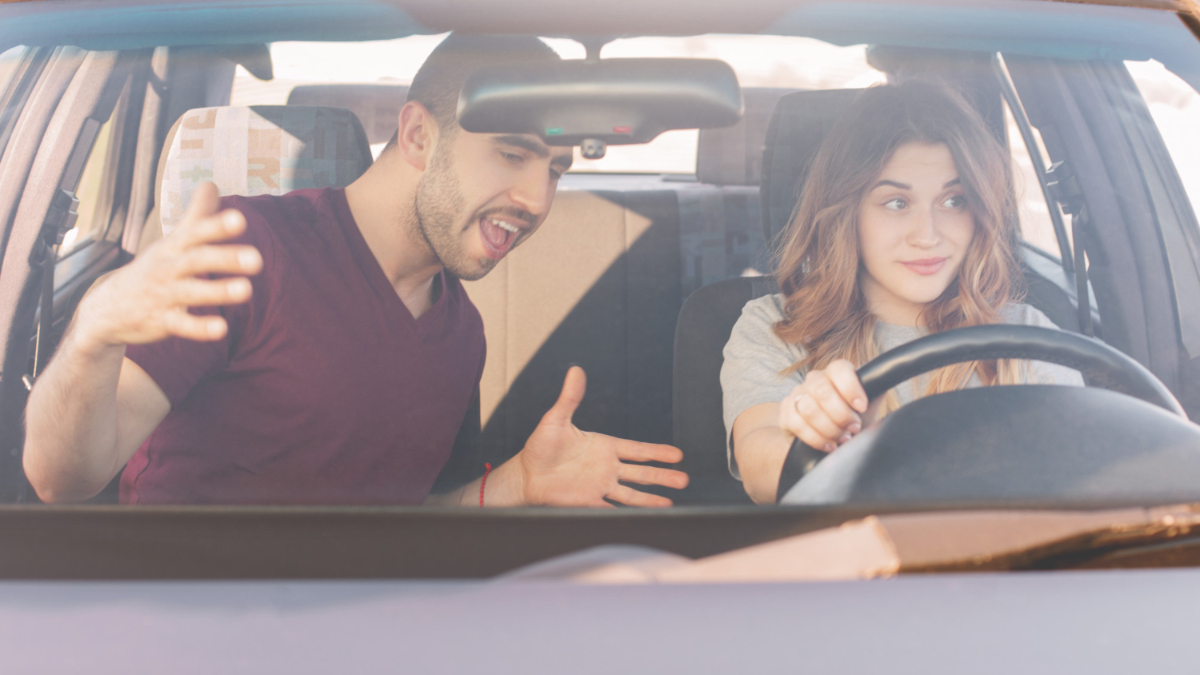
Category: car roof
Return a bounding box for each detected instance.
[0,0,1195,64]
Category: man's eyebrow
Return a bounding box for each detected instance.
[494,134,549,159]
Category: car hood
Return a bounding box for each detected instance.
[502,503,1200,582]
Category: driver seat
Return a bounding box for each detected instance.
[671,85,1086,505]
[670,89,857,505]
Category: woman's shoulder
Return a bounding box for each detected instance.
[725,293,802,359]
[999,302,1061,330]
[738,293,788,325]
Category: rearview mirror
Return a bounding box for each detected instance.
[457,58,743,149]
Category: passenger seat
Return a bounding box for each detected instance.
[140,105,373,251]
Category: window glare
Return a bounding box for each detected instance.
[0,45,25,97]
[1126,59,1200,215]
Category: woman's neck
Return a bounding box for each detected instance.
[860,274,927,327]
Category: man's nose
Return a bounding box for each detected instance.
[508,167,553,217]
[907,207,941,248]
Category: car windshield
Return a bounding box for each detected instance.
[2,0,1200,578]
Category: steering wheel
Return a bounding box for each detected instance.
[775,324,1185,502]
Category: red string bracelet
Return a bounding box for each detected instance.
[479,462,492,507]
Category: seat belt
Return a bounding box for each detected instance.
[23,189,78,389]
[1045,161,1095,337]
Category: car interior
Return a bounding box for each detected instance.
[2,2,1200,517]
[1,1,1200,586]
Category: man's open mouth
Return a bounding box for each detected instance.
[479,216,524,260]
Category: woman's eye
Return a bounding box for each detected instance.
[883,197,908,210]
[942,195,967,209]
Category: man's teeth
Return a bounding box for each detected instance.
[486,218,520,234]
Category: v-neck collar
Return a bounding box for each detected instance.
[326,188,449,329]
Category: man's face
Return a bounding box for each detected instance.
[413,126,573,281]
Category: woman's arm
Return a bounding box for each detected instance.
[731,360,868,504]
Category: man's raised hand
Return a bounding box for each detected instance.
[74,182,262,349]
[515,366,689,507]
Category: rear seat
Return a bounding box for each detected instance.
[460,89,789,463]
[286,84,409,149]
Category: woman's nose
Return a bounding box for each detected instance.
[907,207,941,248]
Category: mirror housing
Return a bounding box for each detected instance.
[457,58,743,146]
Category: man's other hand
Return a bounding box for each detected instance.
[75,182,263,349]
[516,366,689,507]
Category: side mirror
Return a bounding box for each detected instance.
[457,58,743,149]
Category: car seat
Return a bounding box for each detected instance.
[139,105,373,252]
[672,87,1088,505]
[286,84,409,147]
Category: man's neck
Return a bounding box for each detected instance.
[344,153,443,318]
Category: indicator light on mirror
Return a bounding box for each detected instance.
[613,126,632,134]
[546,127,564,135]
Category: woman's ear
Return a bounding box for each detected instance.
[395,101,438,172]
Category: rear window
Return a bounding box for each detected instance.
[230,34,886,173]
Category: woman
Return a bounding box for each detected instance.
[721,81,1083,504]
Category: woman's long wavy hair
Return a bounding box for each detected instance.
[773,81,1026,414]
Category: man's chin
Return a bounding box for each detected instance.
[446,257,498,282]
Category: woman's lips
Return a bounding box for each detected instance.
[901,257,948,276]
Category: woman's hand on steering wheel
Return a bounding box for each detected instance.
[778,359,871,453]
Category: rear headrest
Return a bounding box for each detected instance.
[287,84,409,145]
[696,87,797,186]
[156,105,372,235]
[759,89,861,243]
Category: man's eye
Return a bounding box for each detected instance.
[883,197,908,210]
[502,152,523,165]
[550,169,564,181]
[942,195,967,209]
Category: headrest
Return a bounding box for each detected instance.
[156,105,372,235]
[287,84,409,145]
[696,87,797,186]
[759,88,861,243]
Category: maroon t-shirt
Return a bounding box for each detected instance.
[122,188,486,505]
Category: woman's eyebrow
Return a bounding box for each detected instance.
[944,178,961,188]
[871,179,910,190]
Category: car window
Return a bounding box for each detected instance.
[1004,98,1065,259]
[0,45,23,95]
[8,0,1200,522]
[1125,58,1200,214]
[58,76,128,257]
[229,34,884,174]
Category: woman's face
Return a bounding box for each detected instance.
[856,141,975,326]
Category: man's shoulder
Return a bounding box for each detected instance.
[219,188,332,229]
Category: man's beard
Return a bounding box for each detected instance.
[412,142,496,281]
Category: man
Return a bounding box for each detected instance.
[22,34,688,506]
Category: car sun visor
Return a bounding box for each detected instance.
[457,58,743,150]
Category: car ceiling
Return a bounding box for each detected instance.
[0,0,1194,58]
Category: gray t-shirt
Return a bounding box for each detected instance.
[719,295,1085,480]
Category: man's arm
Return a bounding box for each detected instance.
[425,366,688,507]
[23,183,263,502]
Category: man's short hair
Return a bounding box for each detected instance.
[382,33,560,153]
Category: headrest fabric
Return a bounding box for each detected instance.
[696,87,797,186]
[287,84,409,145]
[156,105,372,235]
[759,88,861,243]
